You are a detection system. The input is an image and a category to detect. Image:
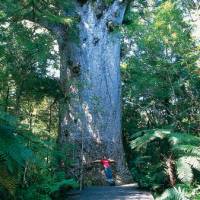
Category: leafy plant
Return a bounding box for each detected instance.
[0,110,78,199]
[122,1,200,198]
[156,186,189,200]
[0,110,33,195]
[130,129,200,186]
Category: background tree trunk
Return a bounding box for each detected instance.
[58,1,132,185]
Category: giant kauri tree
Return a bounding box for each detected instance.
[1,0,132,184]
[56,0,131,184]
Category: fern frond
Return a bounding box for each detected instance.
[168,133,200,146]
[176,156,200,183]
[183,156,200,170]
[172,144,200,157]
[49,179,78,193]
[156,187,189,200]
[130,129,168,149]
[176,158,193,183]
[0,166,17,195]
[0,110,35,196]
[132,156,152,164]
[131,129,200,150]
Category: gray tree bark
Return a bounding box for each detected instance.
[57,0,131,185]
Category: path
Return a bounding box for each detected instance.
[69,184,154,200]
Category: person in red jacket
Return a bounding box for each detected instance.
[92,155,115,185]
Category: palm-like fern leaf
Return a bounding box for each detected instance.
[176,156,200,183]
[131,129,200,150]
[130,129,168,150]
[172,145,200,157]
[181,156,200,170]
[156,187,189,200]
[168,133,200,146]
[176,158,193,183]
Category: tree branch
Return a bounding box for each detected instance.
[103,0,127,24]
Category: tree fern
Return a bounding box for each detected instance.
[130,129,200,186]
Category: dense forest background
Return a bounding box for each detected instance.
[0,0,200,199]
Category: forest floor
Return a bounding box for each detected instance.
[69,183,154,200]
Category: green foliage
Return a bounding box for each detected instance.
[18,176,78,200]
[122,0,200,134]
[0,110,33,194]
[122,0,200,199]
[156,183,200,200]
[0,15,76,192]
[130,130,200,150]
[156,186,189,200]
[0,110,78,199]
[130,129,200,186]
[0,0,75,25]
[0,2,78,196]
[176,158,193,183]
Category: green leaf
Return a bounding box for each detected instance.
[156,187,189,200]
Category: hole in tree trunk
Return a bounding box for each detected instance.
[71,64,81,77]
[77,0,88,6]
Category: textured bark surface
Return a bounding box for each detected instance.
[57,0,132,185]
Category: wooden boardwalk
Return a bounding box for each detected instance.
[70,184,154,200]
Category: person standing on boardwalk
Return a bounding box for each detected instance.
[92,155,115,185]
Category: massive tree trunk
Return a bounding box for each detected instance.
[57,1,131,185]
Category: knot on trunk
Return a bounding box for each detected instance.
[67,59,81,77]
[71,63,81,77]
[93,37,100,45]
[106,21,115,32]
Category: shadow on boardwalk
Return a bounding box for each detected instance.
[69,184,154,200]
